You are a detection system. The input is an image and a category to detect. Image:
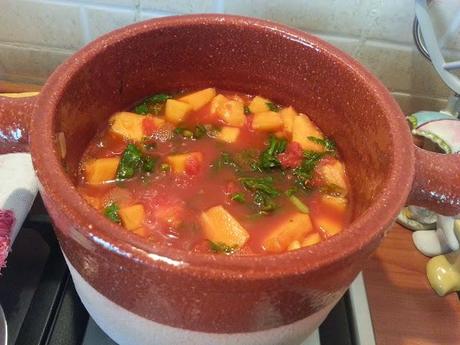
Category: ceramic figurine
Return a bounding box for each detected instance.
[398,110,460,296]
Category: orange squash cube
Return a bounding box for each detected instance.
[166,152,203,174]
[119,204,145,231]
[321,195,347,212]
[165,99,192,124]
[84,157,120,184]
[110,112,145,141]
[292,114,325,152]
[319,160,347,192]
[200,205,249,248]
[287,240,301,251]
[252,111,283,132]
[315,216,343,237]
[217,100,246,127]
[263,213,313,253]
[301,233,322,247]
[216,126,240,143]
[178,88,216,110]
[248,96,271,113]
[210,94,229,114]
[279,106,297,137]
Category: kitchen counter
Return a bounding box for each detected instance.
[363,223,460,345]
[1,81,459,345]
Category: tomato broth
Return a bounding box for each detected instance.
[78,88,350,255]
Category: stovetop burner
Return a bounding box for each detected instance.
[0,211,375,345]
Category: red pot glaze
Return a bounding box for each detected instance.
[0,15,458,334]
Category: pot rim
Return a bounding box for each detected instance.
[30,14,415,279]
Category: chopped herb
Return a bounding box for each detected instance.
[292,151,325,189]
[160,163,170,172]
[233,149,261,172]
[116,144,143,179]
[116,144,156,180]
[133,93,172,115]
[239,176,280,213]
[239,176,280,197]
[147,93,172,104]
[307,136,336,153]
[244,105,251,115]
[253,190,278,212]
[194,125,207,138]
[104,202,121,223]
[266,102,281,112]
[212,152,239,171]
[174,127,185,136]
[259,135,287,170]
[209,241,238,255]
[231,193,246,203]
[134,103,149,115]
[287,194,310,214]
[285,187,298,197]
[175,125,209,139]
[182,129,194,138]
[142,156,156,173]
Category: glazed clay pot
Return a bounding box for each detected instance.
[1,15,460,345]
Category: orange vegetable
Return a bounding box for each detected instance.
[119,204,145,231]
[166,152,203,174]
[248,96,271,113]
[200,205,249,248]
[84,157,120,184]
[252,111,283,132]
[216,126,240,143]
[279,106,297,137]
[321,195,347,212]
[110,112,145,142]
[178,88,216,110]
[301,233,321,247]
[315,216,343,237]
[263,213,313,253]
[165,99,192,124]
[217,100,246,127]
[292,114,325,152]
[319,160,348,193]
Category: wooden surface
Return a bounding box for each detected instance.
[0,80,41,93]
[363,224,460,345]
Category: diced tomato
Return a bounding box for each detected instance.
[278,142,303,168]
[184,156,201,176]
[142,117,158,136]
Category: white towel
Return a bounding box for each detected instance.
[0,153,38,268]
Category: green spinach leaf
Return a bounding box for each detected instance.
[116,144,156,179]
[133,93,172,115]
[209,241,238,254]
[259,135,287,170]
[104,202,121,223]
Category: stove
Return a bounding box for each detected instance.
[0,208,376,345]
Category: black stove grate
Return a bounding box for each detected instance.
[0,212,357,345]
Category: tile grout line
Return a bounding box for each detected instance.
[0,41,75,54]
[352,0,382,57]
[134,0,141,22]
[79,5,91,44]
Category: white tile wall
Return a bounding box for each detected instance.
[1,0,460,115]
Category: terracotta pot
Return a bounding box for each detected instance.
[1,15,459,345]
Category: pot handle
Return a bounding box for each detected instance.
[0,92,39,154]
[407,145,460,216]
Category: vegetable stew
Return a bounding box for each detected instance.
[77,88,350,255]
